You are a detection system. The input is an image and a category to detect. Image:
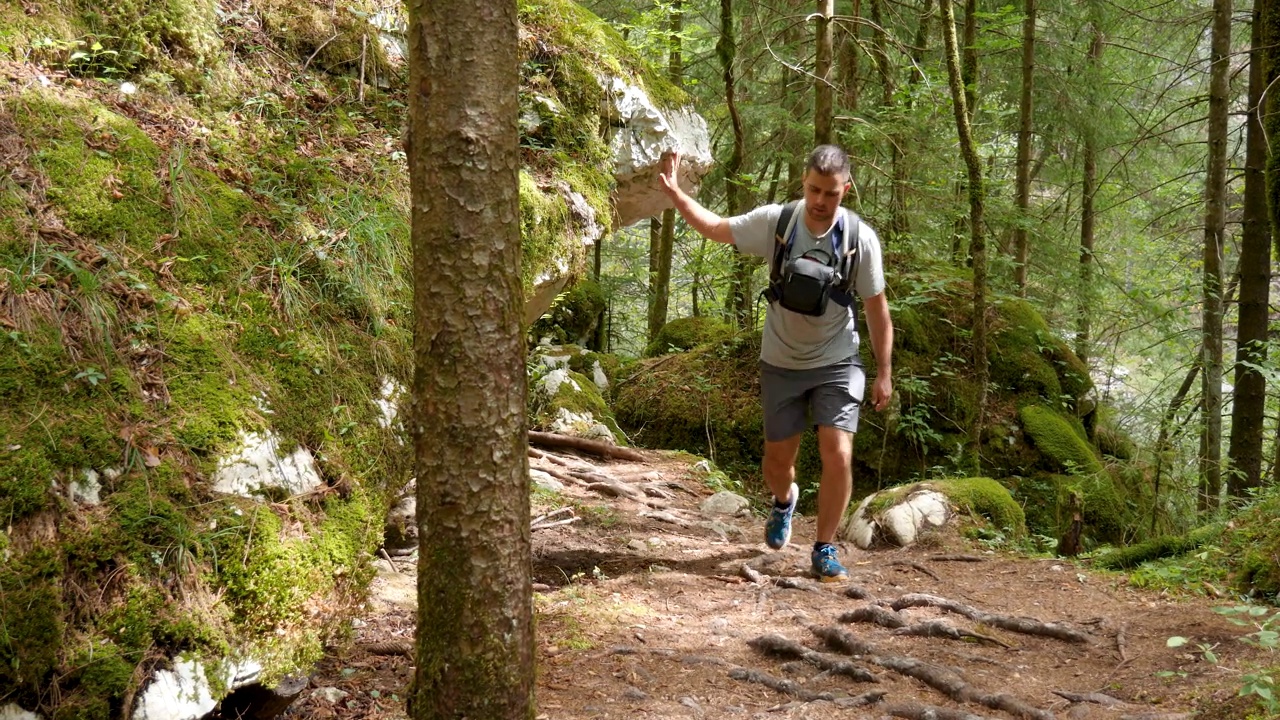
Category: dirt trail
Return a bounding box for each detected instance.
[285,450,1267,720]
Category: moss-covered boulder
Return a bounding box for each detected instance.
[531,279,608,346]
[1019,405,1103,475]
[644,316,734,357]
[840,477,1025,548]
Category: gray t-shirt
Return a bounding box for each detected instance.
[729,201,885,370]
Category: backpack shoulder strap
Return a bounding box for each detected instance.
[772,200,800,277]
[832,210,863,307]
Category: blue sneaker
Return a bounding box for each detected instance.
[764,483,798,550]
[811,544,848,582]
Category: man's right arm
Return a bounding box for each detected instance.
[658,152,736,245]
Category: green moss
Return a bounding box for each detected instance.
[1094,523,1226,570]
[1019,405,1102,475]
[521,0,689,110]
[936,477,1026,536]
[14,92,170,247]
[163,312,256,457]
[0,547,65,694]
[532,279,607,345]
[1054,472,1129,545]
[520,171,584,298]
[1220,492,1280,599]
[644,316,733,357]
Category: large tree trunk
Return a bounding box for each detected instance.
[1012,0,1035,295]
[1200,0,1231,513]
[720,0,755,328]
[1229,0,1273,501]
[940,0,989,461]
[405,1,533,716]
[815,0,836,145]
[1075,29,1103,367]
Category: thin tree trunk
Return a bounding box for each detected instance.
[1153,363,1201,533]
[405,1,533,716]
[815,0,836,145]
[871,0,905,239]
[1012,0,1035,295]
[1200,0,1231,513]
[590,230,604,351]
[1076,29,1103,366]
[839,0,863,113]
[720,0,754,328]
[940,0,988,462]
[1228,2,1272,502]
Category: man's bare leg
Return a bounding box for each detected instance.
[814,425,854,543]
[762,434,803,503]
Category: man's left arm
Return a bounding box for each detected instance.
[862,293,893,411]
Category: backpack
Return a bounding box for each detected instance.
[761,200,861,318]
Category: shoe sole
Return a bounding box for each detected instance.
[816,573,848,583]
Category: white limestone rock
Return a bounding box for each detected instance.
[70,469,101,505]
[606,77,713,228]
[0,704,42,720]
[211,431,323,498]
[132,657,263,720]
[841,488,952,549]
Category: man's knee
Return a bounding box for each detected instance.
[817,430,853,469]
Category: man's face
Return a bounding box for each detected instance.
[801,169,851,227]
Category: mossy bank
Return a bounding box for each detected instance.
[0,0,684,714]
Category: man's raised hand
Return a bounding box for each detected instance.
[658,151,681,198]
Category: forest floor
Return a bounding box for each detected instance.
[283,448,1273,720]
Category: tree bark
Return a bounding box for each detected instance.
[1075,28,1103,367]
[871,0,905,240]
[815,0,836,145]
[1012,0,1035,295]
[405,1,533,716]
[648,3,684,340]
[961,0,978,123]
[1230,0,1275,501]
[940,0,988,462]
[720,0,755,328]
[1201,0,1231,512]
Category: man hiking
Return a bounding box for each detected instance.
[657,144,894,581]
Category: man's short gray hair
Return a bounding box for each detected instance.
[806,145,850,181]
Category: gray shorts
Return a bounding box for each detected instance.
[760,358,864,442]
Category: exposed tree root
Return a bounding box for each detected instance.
[528,430,648,461]
[882,702,995,720]
[747,634,880,683]
[1052,690,1127,706]
[1117,714,1194,720]
[362,641,413,656]
[890,592,1091,643]
[893,619,1012,648]
[843,586,876,600]
[840,605,907,629]
[764,690,886,712]
[889,559,941,580]
[929,554,987,562]
[811,625,1055,720]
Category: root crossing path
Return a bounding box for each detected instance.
[291,450,1265,720]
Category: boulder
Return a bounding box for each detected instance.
[700,491,751,517]
[844,489,951,549]
[606,77,712,228]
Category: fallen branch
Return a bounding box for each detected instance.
[528,430,647,461]
[890,593,1091,643]
[882,702,994,720]
[1116,622,1129,662]
[740,564,768,584]
[929,554,986,562]
[1117,714,1194,720]
[531,517,578,532]
[811,625,1054,720]
[889,560,941,581]
[840,606,906,629]
[362,641,413,657]
[892,619,1012,648]
[747,634,879,683]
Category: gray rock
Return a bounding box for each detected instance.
[211,431,323,499]
[314,687,349,704]
[700,491,750,517]
[622,687,648,701]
